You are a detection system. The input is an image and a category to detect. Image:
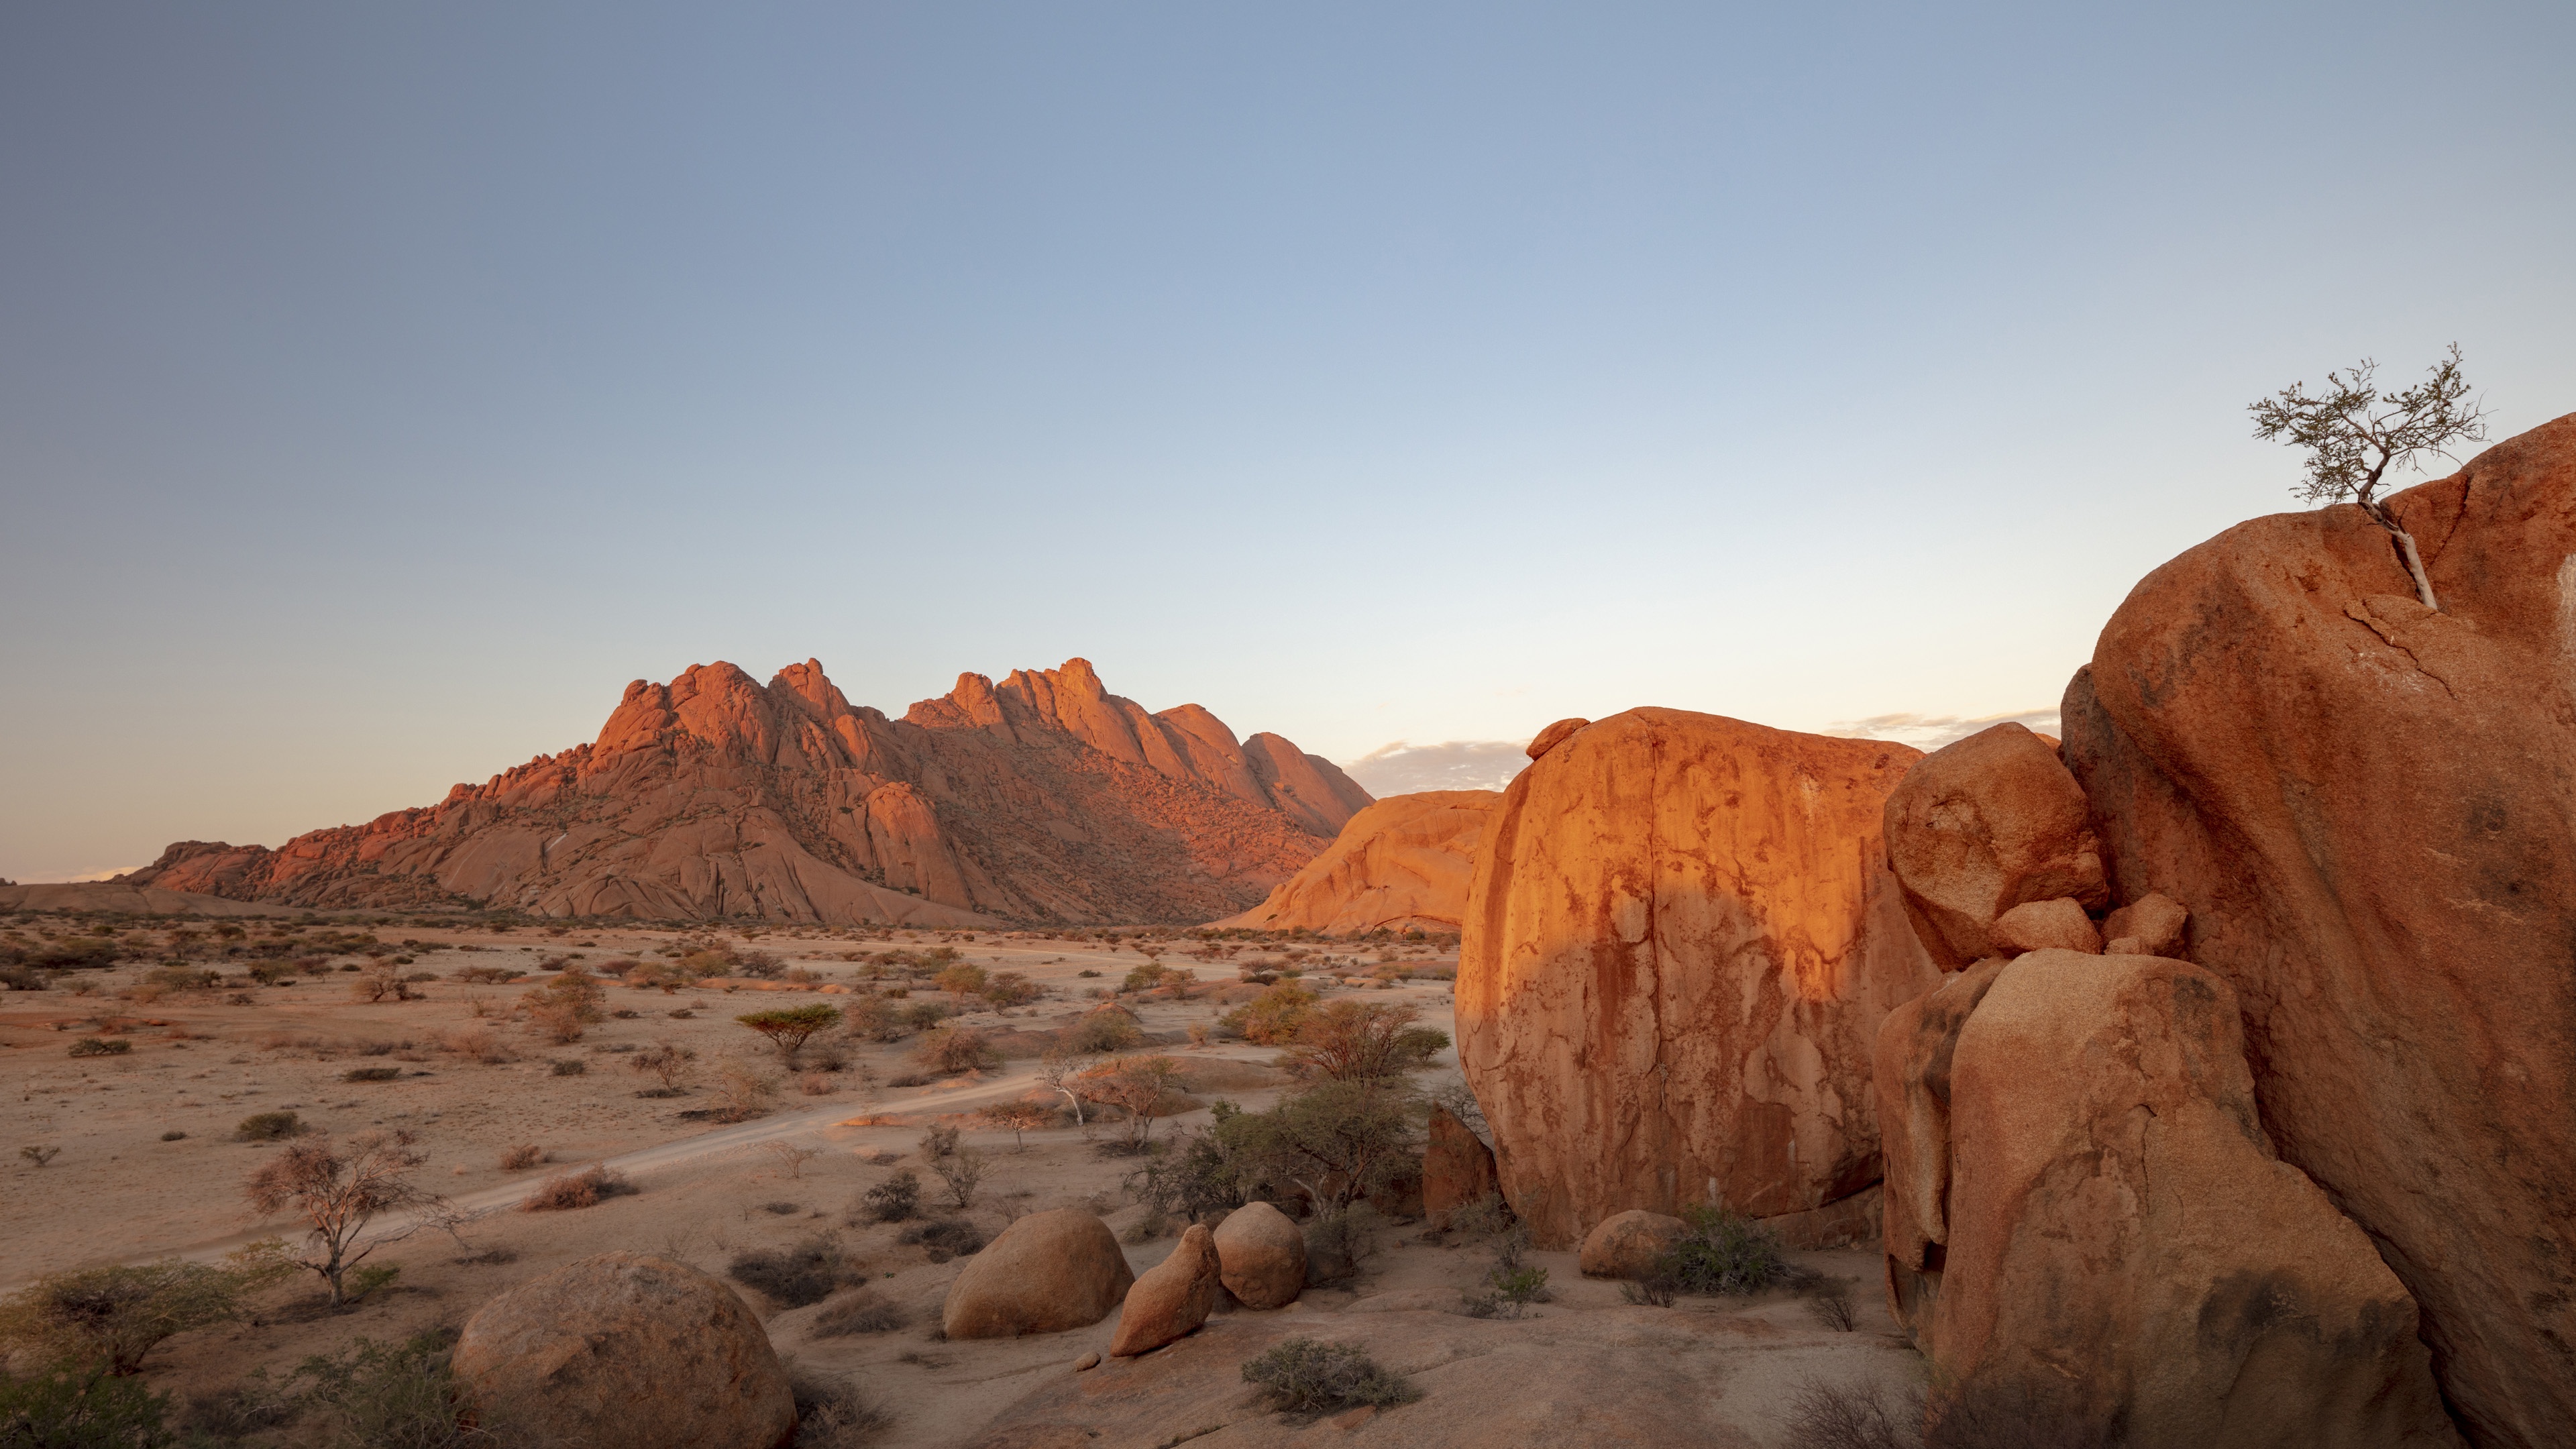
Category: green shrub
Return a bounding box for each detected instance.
[68,1038,131,1058]
[1219,983,1316,1044]
[859,1171,919,1223]
[0,1255,285,1376]
[0,1360,177,1447]
[1657,1204,1792,1295]
[1240,1338,1417,1414]
[895,1217,983,1260]
[233,1111,303,1142]
[288,1332,482,1449]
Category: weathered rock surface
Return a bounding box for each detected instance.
[2101,890,2187,957]
[2061,415,2576,1448]
[1576,1210,1690,1279]
[1525,717,1591,760]
[1421,1105,1501,1226]
[121,657,1368,926]
[1986,896,2099,955]
[1919,950,2458,1446]
[450,1252,796,1449]
[1210,1200,1305,1309]
[1756,1183,1881,1250]
[1874,955,2011,1319]
[1882,722,2106,968]
[1458,708,1942,1248]
[943,1210,1134,1340]
[1212,790,1499,935]
[1109,1224,1221,1357]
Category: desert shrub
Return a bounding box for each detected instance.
[1809,1277,1859,1332]
[68,1038,131,1058]
[158,1131,186,1143]
[1619,1273,1679,1308]
[732,950,784,979]
[1782,1378,1918,1449]
[784,1362,891,1449]
[25,937,122,971]
[810,1290,906,1337]
[288,1331,486,1449]
[761,1200,802,1216]
[352,960,421,1004]
[0,962,50,991]
[234,1111,304,1142]
[841,995,908,1042]
[859,1171,920,1223]
[1303,1205,1381,1285]
[498,1144,545,1171]
[885,1073,929,1089]
[144,966,222,991]
[1218,1079,1419,1213]
[1062,1004,1144,1055]
[630,1040,698,1091]
[0,1360,178,1448]
[1126,1114,1255,1223]
[912,1025,998,1076]
[1918,1379,2128,1449]
[895,1218,984,1260]
[933,963,987,996]
[1460,1261,1550,1320]
[974,1099,1054,1149]
[343,1067,401,1083]
[929,1147,985,1210]
[21,1146,62,1169]
[1074,1055,1189,1152]
[899,1000,952,1031]
[728,1236,855,1308]
[0,1255,285,1376]
[1656,1204,1792,1296]
[1277,1001,1448,1081]
[1122,1210,1172,1245]
[981,971,1040,1008]
[798,1072,837,1096]
[519,1165,634,1212]
[1239,1338,1417,1414]
[1119,961,1167,993]
[918,1124,960,1160]
[711,1061,781,1122]
[548,1058,586,1077]
[1219,983,1316,1045]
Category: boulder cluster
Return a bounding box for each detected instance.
[1453,415,2576,1446]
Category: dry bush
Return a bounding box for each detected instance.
[912,1025,998,1076]
[712,1061,781,1122]
[786,1362,892,1448]
[762,1142,822,1179]
[810,1289,906,1337]
[728,1235,855,1307]
[520,1165,635,1212]
[895,1217,983,1261]
[630,1040,698,1091]
[858,1171,920,1223]
[498,1144,546,1171]
[432,1027,515,1065]
[798,1072,837,1096]
[1808,1277,1860,1331]
[929,1148,985,1210]
[1239,1337,1417,1413]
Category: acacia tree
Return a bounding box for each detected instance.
[735,1004,843,1065]
[1036,1047,1096,1130]
[242,1129,443,1306]
[1077,1055,1187,1151]
[2249,344,2490,611]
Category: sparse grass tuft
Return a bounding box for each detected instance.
[1240,1338,1418,1414]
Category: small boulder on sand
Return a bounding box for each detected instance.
[943,1208,1133,1340]
[1578,1210,1691,1279]
[451,1252,795,1449]
[1212,1200,1307,1309]
[1110,1223,1222,1357]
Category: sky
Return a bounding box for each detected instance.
[4,3,2572,881]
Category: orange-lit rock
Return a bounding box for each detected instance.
[123,657,1368,928]
[1421,1104,1501,1226]
[1882,722,2106,968]
[1987,897,2100,955]
[1924,951,2458,1446]
[1212,790,1497,935]
[2061,413,2576,1444]
[1457,708,1941,1249]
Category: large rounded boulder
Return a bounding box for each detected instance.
[1882,720,2106,967]
[451,1252,796,1449]
[2062,413,2576,1446]
[1210,1199,1306,1309]
[941,1208,1132,1340]
[1577,1210,1690,1280]
[1457,708,1941,1246]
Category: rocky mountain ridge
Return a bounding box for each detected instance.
[121,657,1371,926]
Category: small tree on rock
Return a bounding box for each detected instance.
[2249,344,2490,612]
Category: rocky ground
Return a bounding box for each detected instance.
[3,912,1919,1446]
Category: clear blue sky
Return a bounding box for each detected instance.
[5,2,2571,881]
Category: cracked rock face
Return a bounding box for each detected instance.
[2063,412,2576,1449]
[1456,707,1941,1248]
[1917,951,2459,1447]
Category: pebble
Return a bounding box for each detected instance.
[1073,1352,1101,1371]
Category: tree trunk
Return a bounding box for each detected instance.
[2393,527,2441,612]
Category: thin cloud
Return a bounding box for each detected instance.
[1342,740,1529,797]
[1825,709,2061,752]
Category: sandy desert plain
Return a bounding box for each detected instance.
[1,909,1909,1448]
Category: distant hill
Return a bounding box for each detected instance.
[120,657,1371,926]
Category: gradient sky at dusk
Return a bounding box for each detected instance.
[5,3,2573,881]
